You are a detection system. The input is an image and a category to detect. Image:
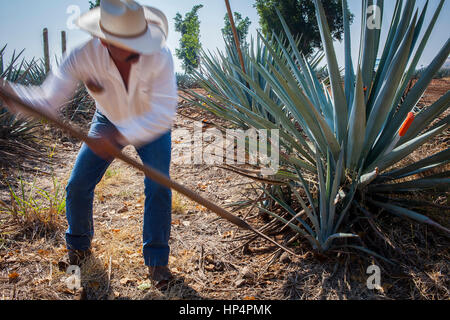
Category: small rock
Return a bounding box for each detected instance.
[204,264,215,271]
[241,267,254,279]
[119,277,134,285]
[117,205,128,214]
[280,252,291,264]
[138,282,152,291]
[235,278,246,287]
[74,287,87,300]
[107,291,115,300]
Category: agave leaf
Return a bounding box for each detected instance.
[182,90,246,125]
[380,148,450,181]
[304,58,334,130]
[371,38,450,159]
[370,0,416,105]
[343,0,355,107]
[425,171,450,179]
[248,37,328,145]
[270,31,311,97]
[201,94,317,168]
[333,180,360,234]
[346,67,366,170]
[293,165,318,220]
[4,49,25,80]
[395,36,449,121]
[409,0,429,57]
[326,150,332,204]
[327,148,345,233]
[258,54,341,159]
[261,187,316,237]
[368,0,404,110]
[272,170,301,181]
[369,177,450,193]
[342,245,394,264]
[288,156,316,174]
[368,121,449,173]
[288,181,320,235]
[314,148,327,243]
[400,90,450,144]
[257,206,320,249]
[274,10,333,125]
[227,63,315,155]
[323,233,359,251]
[363,11,417,159]
[313,0,348,142]
[360,0,380,96]
[369,199,450,235]
[375,2,426,106]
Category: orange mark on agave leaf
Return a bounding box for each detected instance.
[399,112,415,137]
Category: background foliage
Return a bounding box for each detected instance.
[254,0,353,56]
[174,5,204,73]
[222,12,252,46]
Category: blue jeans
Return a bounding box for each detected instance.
[65,110,172,266]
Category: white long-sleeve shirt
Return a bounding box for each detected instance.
[10,38,178,146]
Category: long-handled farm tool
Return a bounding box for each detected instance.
[0,87,297,257]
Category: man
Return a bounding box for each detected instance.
[0,0,178,288]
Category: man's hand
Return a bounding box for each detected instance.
[87,128,129,161]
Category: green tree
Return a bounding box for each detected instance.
[174,5,204,73]
[89,0,100,9]
[254,0,353,56]
[222,12,252,45]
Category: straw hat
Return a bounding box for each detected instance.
[76,0,169,54]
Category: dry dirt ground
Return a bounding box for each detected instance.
[0,79,448,300]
